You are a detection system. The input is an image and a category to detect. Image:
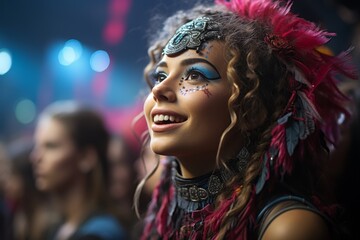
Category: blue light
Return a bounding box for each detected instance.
[90,50,110,72]
[15,99,36,124]
[58,39,83,66]
[0,49,12,75]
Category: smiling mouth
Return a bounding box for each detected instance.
[153,114,186,124]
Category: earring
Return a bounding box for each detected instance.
[236,146,249,174]
[208,174,223,195]
[236,133,251,174]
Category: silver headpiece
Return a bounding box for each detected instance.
[163,16,223,56]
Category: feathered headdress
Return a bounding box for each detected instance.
[216,0,357,192]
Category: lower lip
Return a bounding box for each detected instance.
[151,122,183,132]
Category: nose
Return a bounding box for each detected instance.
[151,78,177,102]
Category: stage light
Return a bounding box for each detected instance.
[58,39,83,66]
[15,99,36,124]
[0,49,12,75]
[90,50,110,72]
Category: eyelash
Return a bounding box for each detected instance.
[183,67,208,82]
[151,71,167,86]
[151,67,212,86]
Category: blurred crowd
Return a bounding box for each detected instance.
[0,0,359,239]
[0,100,163,240]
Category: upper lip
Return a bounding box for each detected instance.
[150,109,187,123]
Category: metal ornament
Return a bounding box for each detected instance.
[208,174,223,195]
[237,147,250,174]
[163,16,222,56]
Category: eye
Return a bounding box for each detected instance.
[151,71,168,86]
[44,141,60,149]
[184,70,207,82]
[183,65,220,82]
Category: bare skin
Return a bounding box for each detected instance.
[262,209,331,240]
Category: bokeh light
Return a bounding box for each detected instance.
[0,49,12,75]
[58,39,83,66]
[14,99,37,124]
[90,50,110,72]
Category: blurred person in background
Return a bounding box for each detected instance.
[134,143,164,213]
[132,143,164,240]
[0,143,11,240]
[324,80,360,239]
[31,100,126,240]
[2,137,55,240]
[107,133,138,235]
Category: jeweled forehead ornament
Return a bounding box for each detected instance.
[163,16,223,56]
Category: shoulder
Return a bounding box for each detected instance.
[77,214,127,240]
[261,208,331,240]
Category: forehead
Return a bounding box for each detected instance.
[35,117,68,140]
[161,41,227,70]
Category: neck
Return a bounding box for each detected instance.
[54,178,90,226]
[177,154,218,179]
[176,136,243,179]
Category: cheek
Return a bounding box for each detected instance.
[42,149,79,187]
[48,150,76,171]
[144,94,154,123]
[191,89,230,122]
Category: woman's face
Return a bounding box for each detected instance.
[32,117,81,192]
[144,41,231,173]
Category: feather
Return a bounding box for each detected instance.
[297,91,322,121]
[255,154,269,194]
[286,120,300,156]
[277,112,293,125]
[290,66,311,87]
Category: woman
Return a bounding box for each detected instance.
[136,0,358,239]
[2,138,54,240]
[31,101,126,240]
[107,134,139,235]
[326,80,360,239]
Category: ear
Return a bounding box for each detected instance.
[78,147,98,174]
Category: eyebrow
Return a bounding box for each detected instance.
[156,58,220,73]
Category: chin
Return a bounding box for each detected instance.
[150,143,174,156]
[35,179,49,192]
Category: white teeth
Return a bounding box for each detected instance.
[153,114,182,123]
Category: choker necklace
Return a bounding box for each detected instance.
[172,147,249,212]
[174,169,231,212]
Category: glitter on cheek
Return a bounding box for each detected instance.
[179,83,210,96]
[178,77,212,97]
